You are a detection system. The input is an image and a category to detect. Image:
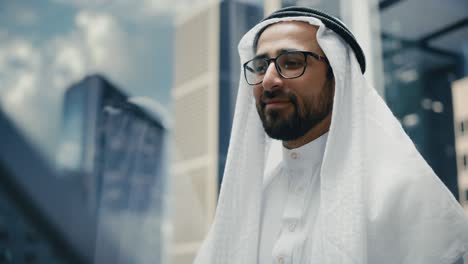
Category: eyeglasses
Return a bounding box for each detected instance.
[243,50,328,85]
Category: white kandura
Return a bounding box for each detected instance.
[194,16,468,264]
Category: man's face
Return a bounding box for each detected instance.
[253,21,334,141]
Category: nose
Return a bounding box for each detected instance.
[261,62,283,92]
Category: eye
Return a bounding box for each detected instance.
[278,53,305,70]
[249,59,268,74]
[282,59,304,69]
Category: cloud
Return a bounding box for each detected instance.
[0,37,41,108]
[0,1,174,160]
[4,72,37,107]
[0,38,40,73]
[0,34,61,159]
[0,35,61,158]
[51,40,85,89]
[75,11,130,76]
[52,0,217,18]
[42,10,133,92]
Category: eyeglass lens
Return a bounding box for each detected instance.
[244,52,306,85]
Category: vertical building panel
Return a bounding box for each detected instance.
[172,2,220,262]
[452,77,468,214]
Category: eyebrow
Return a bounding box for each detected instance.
[254,48,301,59]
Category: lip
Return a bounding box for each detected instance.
[264,100,291,111]
[264,99,290,105]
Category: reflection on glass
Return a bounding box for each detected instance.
[56,75,168,263]
[379,0,468,203]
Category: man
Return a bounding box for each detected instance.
[194,7,468,264]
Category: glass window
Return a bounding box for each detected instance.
[379,0,468,199]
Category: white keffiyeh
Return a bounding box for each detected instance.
[194,16,468,264]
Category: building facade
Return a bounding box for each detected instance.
[452,77,468,214]
[171,1,263,263]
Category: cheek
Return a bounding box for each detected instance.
[297,74,327,99]
[291,88,318,115]
[293,93,307,114]
[253,86,262,103]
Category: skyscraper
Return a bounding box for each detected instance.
[58,75,169,263]
[171,1,263,263]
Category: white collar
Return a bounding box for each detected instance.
[282,132,328,170]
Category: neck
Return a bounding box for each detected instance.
[283,113,332,149]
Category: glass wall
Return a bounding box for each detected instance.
[378,0,468,208]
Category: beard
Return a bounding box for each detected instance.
[256,80,334,141]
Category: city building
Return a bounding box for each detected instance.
[171,1,263,262]
[379,0,468,198]
[452,77,468,213]
[58,75,169,264]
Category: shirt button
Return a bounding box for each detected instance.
[278,256,284,264]
[290,152,298,159]
[289,222,296,232]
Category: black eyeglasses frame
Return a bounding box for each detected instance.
[243,50,329,85]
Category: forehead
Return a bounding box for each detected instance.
[256,21,321,56]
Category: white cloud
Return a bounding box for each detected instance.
[0,38,40,73]
[0,37,41,102]
[52,0,216,19]
[4,72,37,107]
[0,36,61,160]
[74,11,131,80]
[12,41,32,60]
[141,0,195,16]
[49,36,86,89]
[40,10,133,92]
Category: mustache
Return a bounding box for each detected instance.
[260,90,297,105]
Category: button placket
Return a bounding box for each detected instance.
[277,256,284,264]
[273,137,326,264]
[282,217,301,234]
[287,173,308,218]
[295,185,305,194]
[290,152,298,160]
[275,255,292,264]
[287,168,305,192]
